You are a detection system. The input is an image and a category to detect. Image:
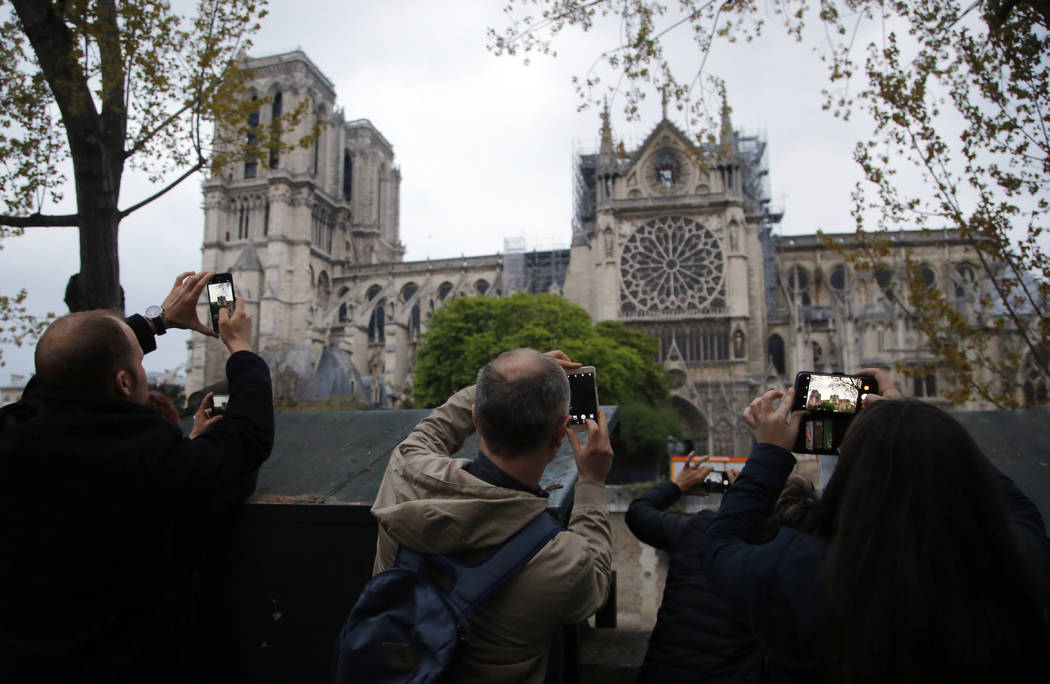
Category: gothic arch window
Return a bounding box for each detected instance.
[262,198,270,236]
[919,262,936,289]
[312,104,326,177]
[437,282,453,301]
[343,151,353,201]
[312,202,334,252]
[786,265,811,306]
[269,91,282,169]
[875,263,894,299]
[913,373,937,398]
[671,397,709,456]
[712,419,735,456]
[767,334,786,375]
[409,303,421,342]
[368,299,386,344]
[377,163,386,229]
[244,96,259,179]
[829,264,847,291]
[620,215,725,315]
[475,279,489,295]
[603,227,614,259]
[366,284,382,301]
[338,302,348,323]
[317,271,330,308]
[401,282,418,302]
[237,200,249,239]
[1022,351,1049,408]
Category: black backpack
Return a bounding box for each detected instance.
[331,511,562,683]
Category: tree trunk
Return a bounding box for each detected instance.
[65,212,123,313]
[63,114,125,314]
[63,145,125,313]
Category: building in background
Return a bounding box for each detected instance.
[189,50,1041,457]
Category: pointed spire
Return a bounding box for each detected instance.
[719,92,734,149]
[599,98,614,156]
[661,86,669,121]
[598,99,618,176]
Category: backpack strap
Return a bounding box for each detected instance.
[396,511,562,619]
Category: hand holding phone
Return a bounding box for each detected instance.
[217,297,252,354]
[790,372,878,454]
[744,388,806,451]
[160,271,218,337]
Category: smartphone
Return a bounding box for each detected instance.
[567,366,599,432]
[211,393,230,416]
[791,371,878,454]
[207,273,236,334]
[702,470,731,494]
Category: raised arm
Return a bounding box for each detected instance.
[627,453,713,550]
[398,385,478,459]
[700,389,805,616]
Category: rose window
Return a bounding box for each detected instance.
[620,216,725,314]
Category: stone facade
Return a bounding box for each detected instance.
[189,51,1041,457]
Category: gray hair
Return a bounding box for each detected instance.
[474,348,571,457]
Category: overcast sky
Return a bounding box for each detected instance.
[0,0,873,382]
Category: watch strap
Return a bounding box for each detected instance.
[147,307,166,336]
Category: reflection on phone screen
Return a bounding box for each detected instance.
[804,375,863,414]
[208,282,234,312]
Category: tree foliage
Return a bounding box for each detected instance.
[0,0,312,313]
[489,0,1050,407]
[411,292,671,408]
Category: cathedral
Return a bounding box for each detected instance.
[188,50,1023,458]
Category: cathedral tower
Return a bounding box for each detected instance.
[187,51,403,395]
[564,109,780,456]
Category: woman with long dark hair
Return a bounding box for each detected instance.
[701,370,1050,683]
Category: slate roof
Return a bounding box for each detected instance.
[227,406,621,512]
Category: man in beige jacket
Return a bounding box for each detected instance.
[371,348,614,683]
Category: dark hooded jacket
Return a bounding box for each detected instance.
[626,481,764,683]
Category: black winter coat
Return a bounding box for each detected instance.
[701,443,1050,684]
[626,481,764,684]
[0,349,274,684]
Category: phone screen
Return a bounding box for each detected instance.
[207,277,235,332]
[800,374,870,414]
[212,393,230,415]
[568,370,598,427]
[792,372,877,455]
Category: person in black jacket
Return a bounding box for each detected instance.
[627,456,818,683]
[0,272,274,684]
[701,369,1050,684]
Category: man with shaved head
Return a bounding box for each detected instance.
[0,272,274,684]
[370,348,615,683]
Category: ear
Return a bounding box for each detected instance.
[471,406,481,435]
[549,415,570,449]
[114,368,134,399]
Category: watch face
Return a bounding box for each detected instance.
[645,147,688,194]
[145,305,163,319]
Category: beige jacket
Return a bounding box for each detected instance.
[371,385,612,683]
